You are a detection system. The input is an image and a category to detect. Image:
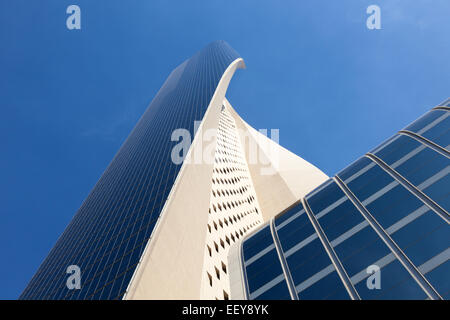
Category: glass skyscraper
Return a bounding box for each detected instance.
[230,101,449,300]
[20,41,241,300]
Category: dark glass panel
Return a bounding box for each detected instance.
[253,279,291,300]
[275,203,304,227]
[354,260,427,300]
[299,271,350,300]
[404,110,446,136]
[424,260,450,299]
[338,156,374,183]
[286,239,334,288]
[305,180,346,217]
[276,213,315,253]
[242,225,273,262]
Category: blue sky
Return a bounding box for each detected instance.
[0,0,449,299]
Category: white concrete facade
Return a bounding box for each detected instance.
[123,58,246,300]
[124,58,328,300]
[199,102,264,300]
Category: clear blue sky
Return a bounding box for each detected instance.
[0,1,449,299]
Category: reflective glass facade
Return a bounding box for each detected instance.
[20,41,241,300]
[238,103,449,300]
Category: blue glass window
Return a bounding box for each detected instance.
[373,134,450,213]
[337,157,448,298]
[273,199,350,300]
[243,225,274,262]
[404,110,450,149]
[242,224,291,299]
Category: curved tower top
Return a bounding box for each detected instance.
[20,41,244,300]
[21,40,328,300]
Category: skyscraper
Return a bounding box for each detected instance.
[20,41,245,300]
[20,41,327,300]
[229,100,450,300]
[20,40,449,300]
